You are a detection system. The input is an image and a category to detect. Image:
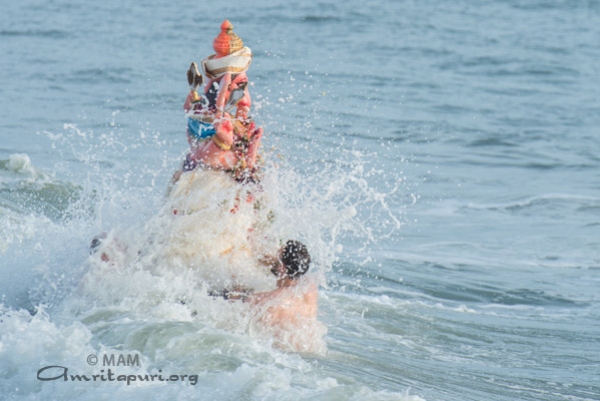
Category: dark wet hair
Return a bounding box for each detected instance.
[280,240,311,279]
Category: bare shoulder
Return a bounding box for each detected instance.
[299,279,319,303]
[302,276,319,291]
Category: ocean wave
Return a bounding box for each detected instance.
[0,154,85,221]
[0,29,68,38]
[462,193,600,214]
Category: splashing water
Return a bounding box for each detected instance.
[0,116,414,400]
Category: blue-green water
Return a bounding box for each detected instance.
[1,1,599,400]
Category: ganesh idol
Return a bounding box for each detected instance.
[180,20,263,184]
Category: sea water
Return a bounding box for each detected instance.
[1,0,599,400]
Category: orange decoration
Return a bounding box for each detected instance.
[213,20,244,57]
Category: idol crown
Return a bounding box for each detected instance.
[213,20,244,57]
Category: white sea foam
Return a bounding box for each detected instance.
[0,127,419,400]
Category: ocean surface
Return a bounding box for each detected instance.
[1,0,600,400]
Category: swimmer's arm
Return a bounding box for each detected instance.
[245,287,285,305]
[209,287,253,302]
[258,254,278,268]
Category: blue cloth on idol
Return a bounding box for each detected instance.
[187,118,216,141]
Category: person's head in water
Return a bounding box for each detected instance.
[273,240,311,279]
